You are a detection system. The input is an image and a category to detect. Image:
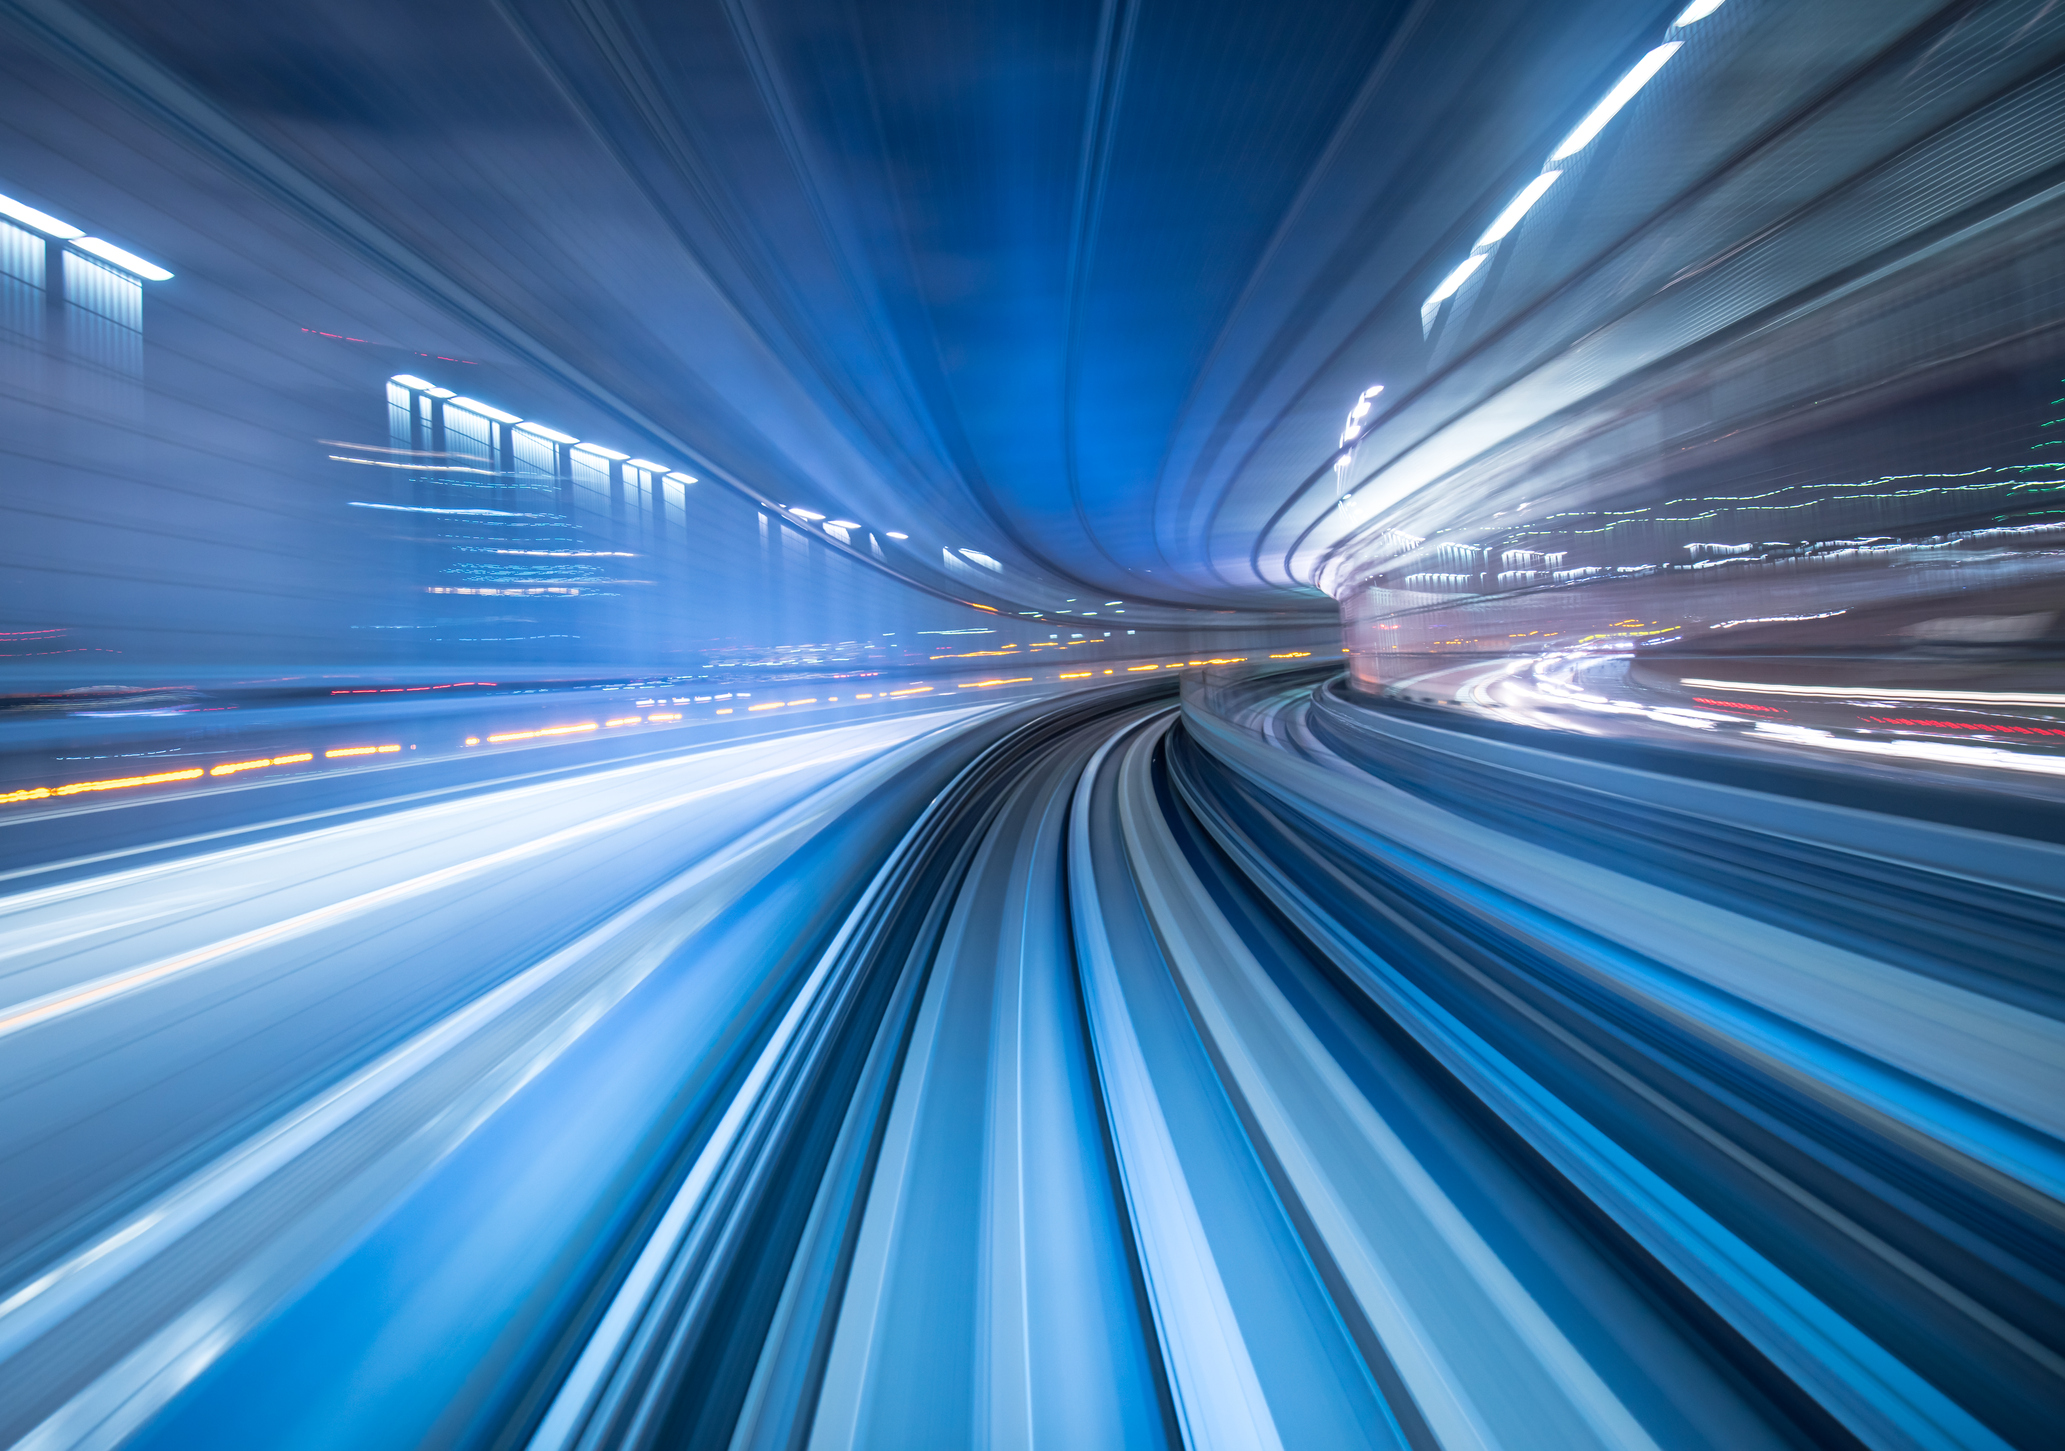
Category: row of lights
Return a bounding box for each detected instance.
[775,507,1068,612]
[778,505,907,543]
[4,651,1340,811]
[0,742,403,807]
[0,189,174,282]
[1420,0,1729,331]
[389,375,699,490]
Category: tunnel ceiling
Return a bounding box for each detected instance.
[41,0,1988,626]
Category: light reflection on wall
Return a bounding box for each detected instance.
[1326,0,2065,715]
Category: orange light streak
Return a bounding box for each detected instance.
[482,725,594,744]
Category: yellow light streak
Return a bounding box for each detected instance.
[325,744,403,757]
[646,711,681,721]
[1060,672,1091,679]
[605,717,642,727]
[482,725,595,744]
[0,764,211,805]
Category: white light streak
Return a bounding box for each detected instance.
[1682,678,2065,707]
[73,237,173,281]
[348,501,548,517]
[665,472,697,485]
[1475,171,1564,247]
[515,422,579,445]
[0,192,81,238]
[1425,253,1487,309]
[1550,43,1681,160]
[1707,611,1846,630]
[447,397,522,424]
[571,443,628,461]
[624,458,670,473]
[390,374,437,391]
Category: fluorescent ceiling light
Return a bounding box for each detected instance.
[72,237,173,281]
[515,421,579,444]
[790,508,826,520]
[1672,0,1726,25]
[884,531,908,540]
[1425,252,1487,309]
[624,458,670,472]
[665,471,697,484]
[390,373,437,390]
[1475,171,1563,248]
[571,443,628,460]
[447,396,521,424]
[827,519,860,529]
[1551,43,1681,160]
[0,192,81,238]
[426,387,456,399]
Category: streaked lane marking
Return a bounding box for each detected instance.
[0,738,896,1042]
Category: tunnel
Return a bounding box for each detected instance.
[0,1,2062,1446]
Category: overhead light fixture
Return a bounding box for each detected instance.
[884,531,908,540]
[665,472,697,485]
[624,458,671,472]
[515,421,579,444]
[827,519,860,529]
[448,396,522,424]
[1474,171,1563,247]
[425,387,456,399]
[73,237,174,281]
[1550,43,1682,161]
[790,508,826,520]
[1672,0,1726,25]
[390,373,438,391]
[1424,253,1487,309]
[0,192,81,238]
[572,443,628,461]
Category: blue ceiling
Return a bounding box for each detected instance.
[69,0,1690,619]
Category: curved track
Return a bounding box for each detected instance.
[0,673,2058,1449]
